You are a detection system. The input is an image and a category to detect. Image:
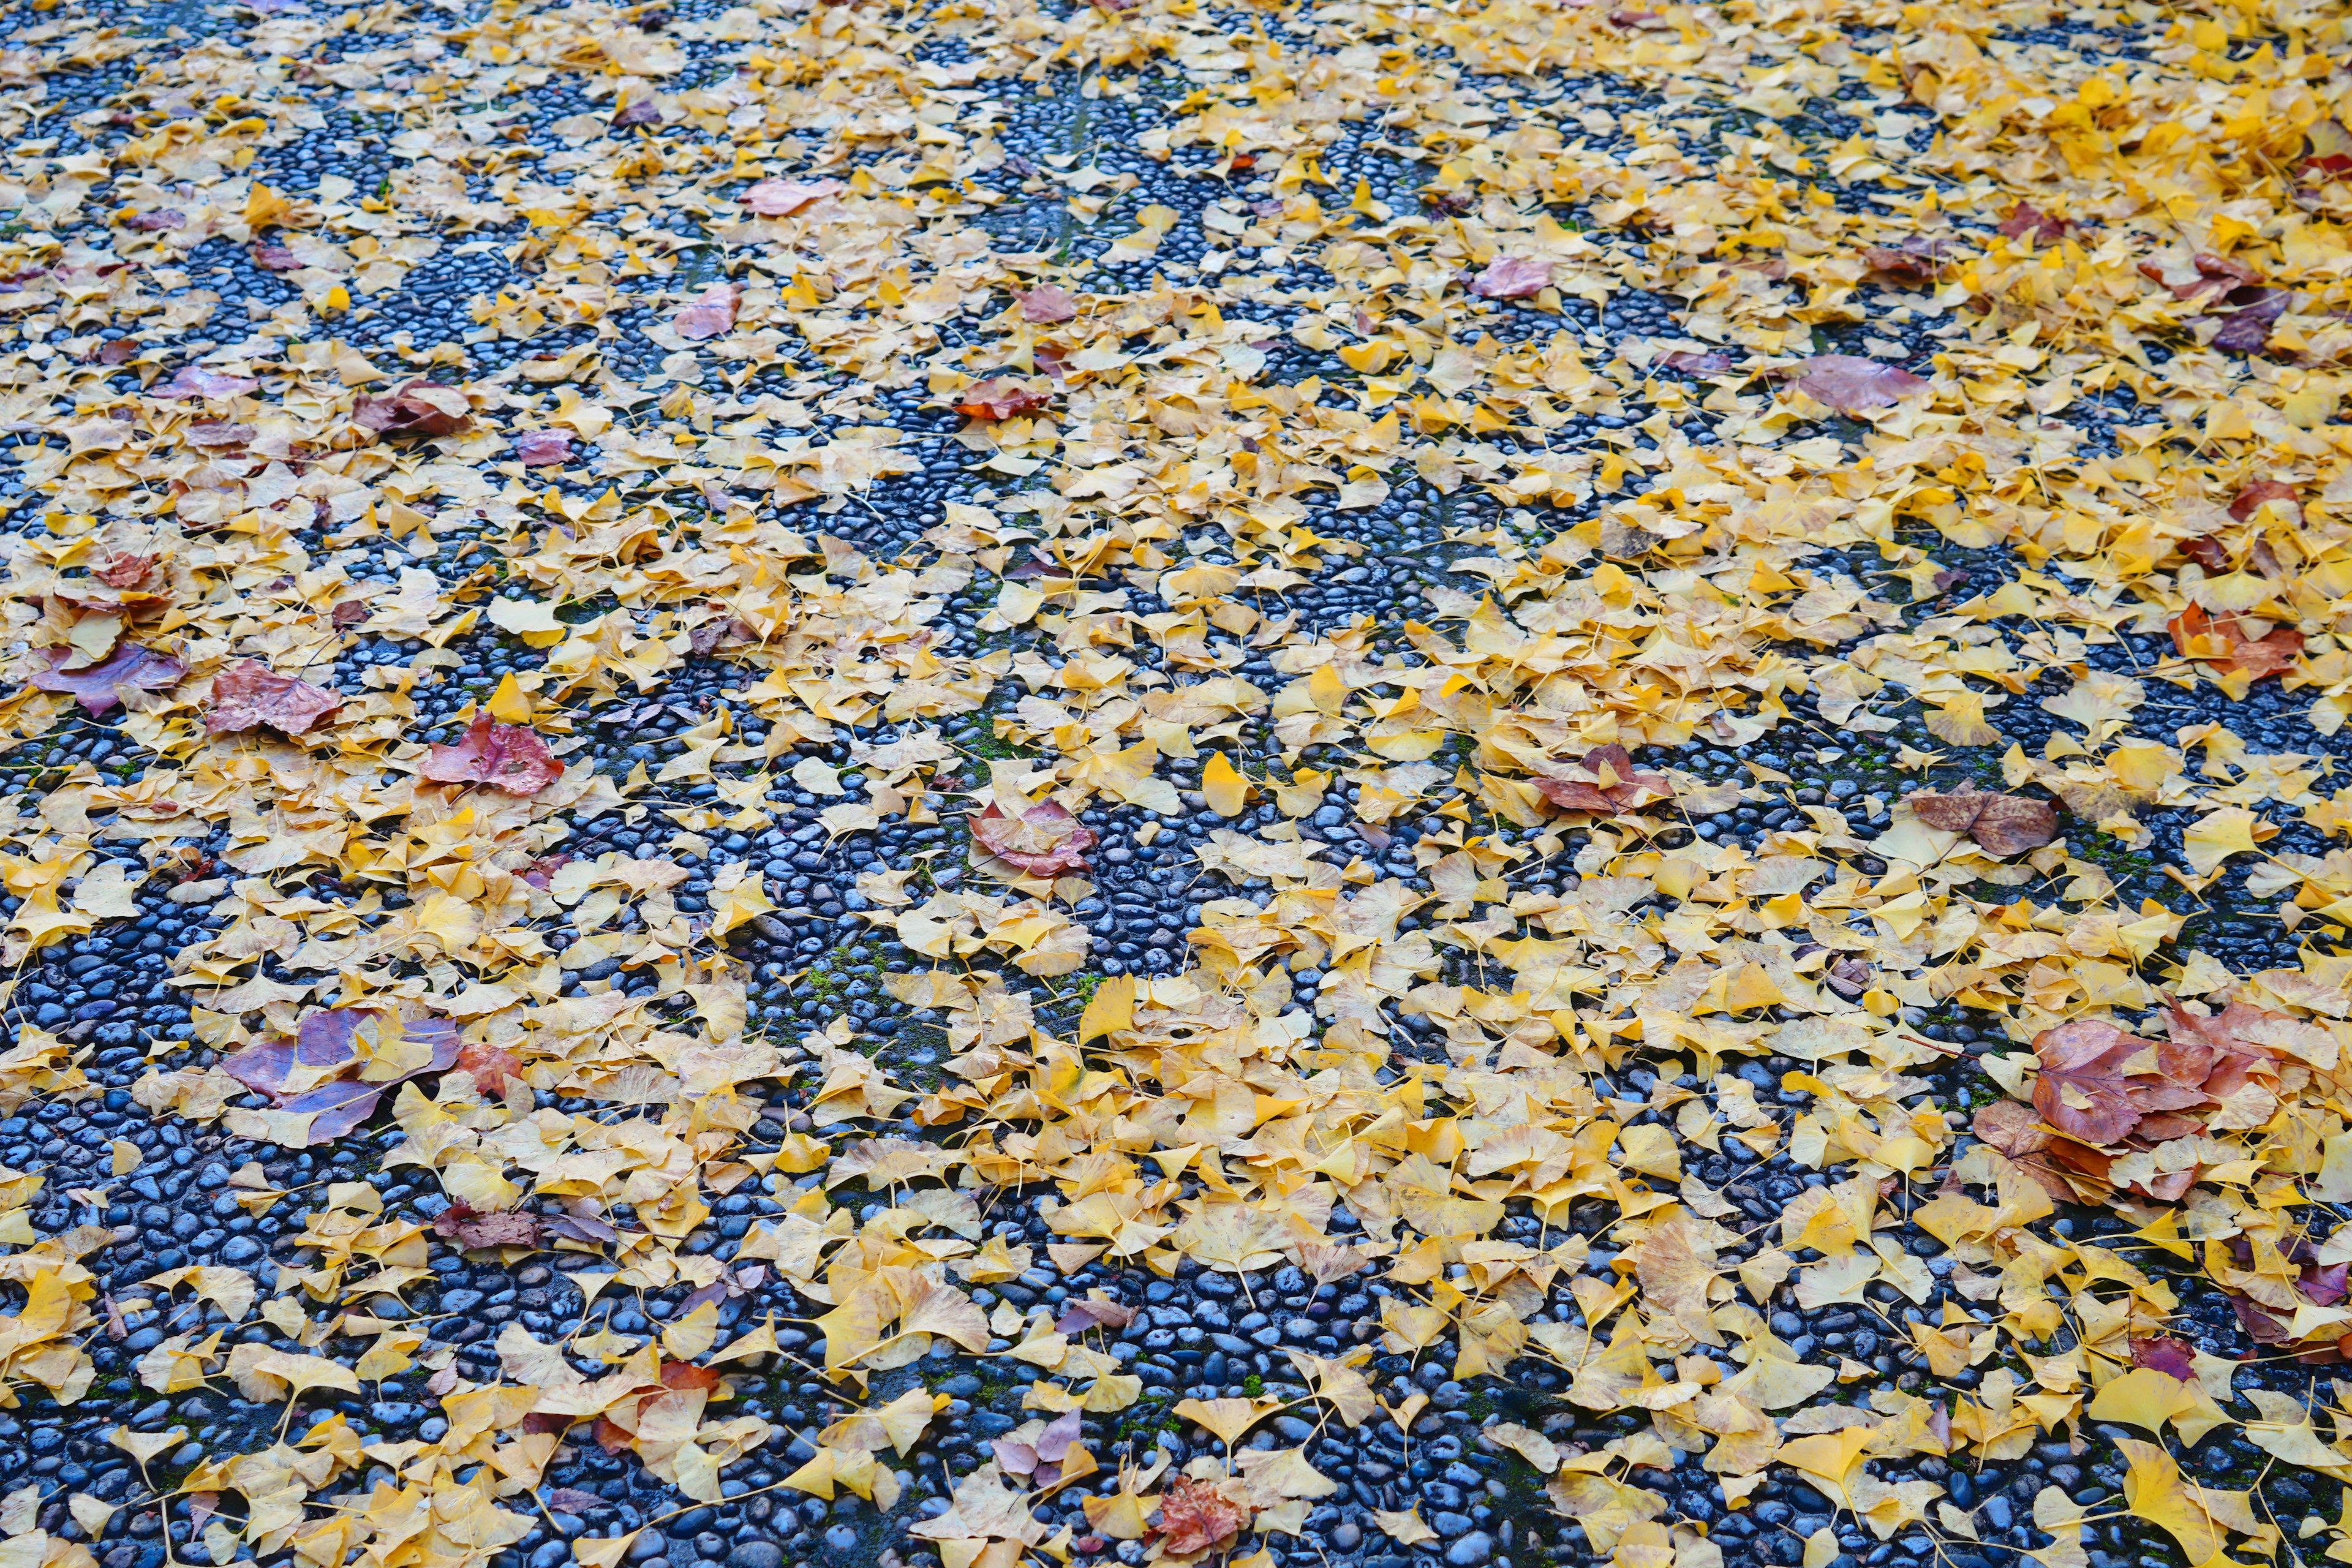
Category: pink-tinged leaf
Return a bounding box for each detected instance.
[1034,1409,1083,1464]
[512,430,575,466]
[1659,350,1733,374]
[421,714,564,796]
[1470,256,1551,300]
[1054,1295,1137,1333]
[29,644,185,715]
[1789,355,1929,413]
[612,98,663,127]
[157,366,258,399]
[355,382,471,440]
[741,178,844,217]
[1020,285,1079,323]
[123,209,186,232]
[544,1490,609,1517]
[433,1201,543,1249]
[252,241,301,271]
[673,283,740,340]
[221,1009,459,1147]
[205,660,341,736]
[970,799,1096,874]
[189,421,254,447]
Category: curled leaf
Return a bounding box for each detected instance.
[1152,1476,1250,1555]
[2168,603,2302,680]
[204,660,341,736]
[1531,745,1673,815]
[420,715,564,797]
[157,366,257,399]
[2129,1335,2198,1381]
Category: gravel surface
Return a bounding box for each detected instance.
[0,2,2346,1568]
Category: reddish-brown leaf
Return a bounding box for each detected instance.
[355,382,470,440]
[970,799,1096,875]
[2307,118,2352,178]
[2228,1292,2294,1346]
[2130,1335,2198,1381]
[252,241,301,271]
[2031,1018,2157,1146]
[1469,255,1551,300]
[1021,285,1079,323]
[1152,1477,1250,1556]
[90,339,140,366]
[741,178,844,216]
[158,366,257,399]
[205,660,341,736]
[612,97,664,127]
[1789,355,1929,413]
[91,552,159,589]
[29,644,185,716]
[123,209,186,232]
[956,377,1052,420]
[2168,603,2303,680]
[453,1040,526,1098]
[421,715,564,797]
[433,1202,543,1249]
[1861,238,1958,282]
[1532,745,1673,816]
[2228,480,2299,523]
[331,600,369,627]
[512,430,575,466]
[1998,203,2076,244]
[1905,783,2058,856]
[673,283,739,341]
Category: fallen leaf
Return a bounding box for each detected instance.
[673,284,739,340]
[741,178,844,216]
[204,661,341,736]
[1152,1477,1250,1555]
[1905,783,2058,856]
[1470,256,1551,299]
[420,715,564,797]
[970,799,1096,874]
[1789,355,1930,413]
[29,644,185,715]
[956,377,1052,420]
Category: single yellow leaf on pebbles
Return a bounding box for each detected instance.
[1202,751,1250,816]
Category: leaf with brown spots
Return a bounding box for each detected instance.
[1905,782,2058,856]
